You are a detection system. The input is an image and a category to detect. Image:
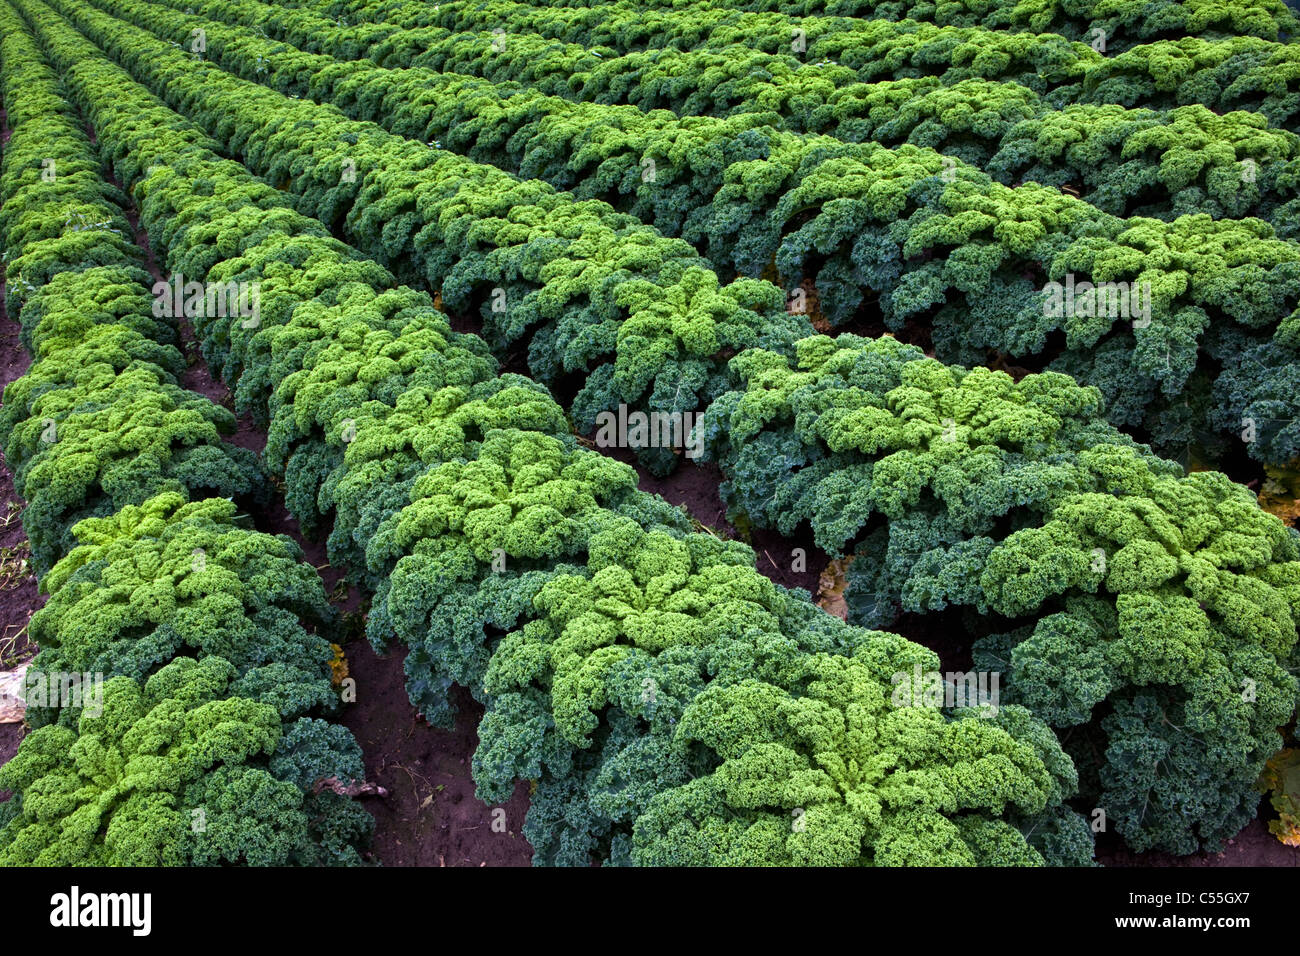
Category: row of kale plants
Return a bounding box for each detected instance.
[408,0,1300,49]
[0,1,373,864]
[89,0,1300,476]
[245,0,1300,122]
[256,0,1300,77]
[150,0,1300,231]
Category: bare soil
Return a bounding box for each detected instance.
[340,648,533,866]
[1096,817,1299,867]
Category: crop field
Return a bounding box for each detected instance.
[0,0,1299,888]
